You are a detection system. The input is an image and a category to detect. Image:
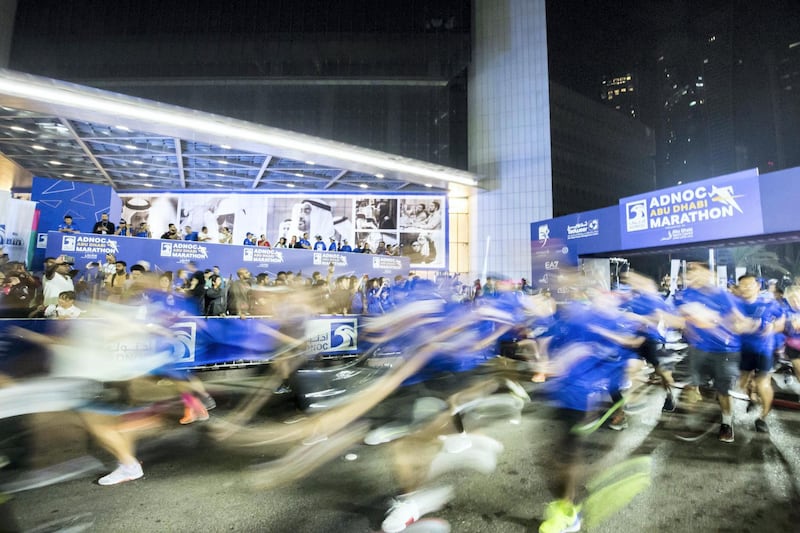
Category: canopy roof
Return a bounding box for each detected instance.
[0,69,478,194]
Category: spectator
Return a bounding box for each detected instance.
[58,214,79,234]
[274,237,288,248]
[339,239,352,253]
[243,232,257,246]
[115,219,133,236]
[313,235,326,250]
[183,226,198,241]
[43,290,82,319]
[43,255,75,306]
[328,237,338,251]
[204,275,226,316]
[257,234,271,247]
[197,226,212,242]
[161,223,181,240]
[92,213,115,235]
[219,226,233,244]
[227,268,253,316]
[135,222,151,238]
[105,261,128,303]
[299,232,312,249]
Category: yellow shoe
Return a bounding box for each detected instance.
[539,499,581,533]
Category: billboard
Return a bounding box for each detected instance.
[619,170,763,249]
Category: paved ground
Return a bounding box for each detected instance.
[3,368,800,533]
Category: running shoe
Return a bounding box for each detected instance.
[539,499,581,533]
[754,418,769,434]
[201,394,216,410]
[179,405,209,425]
[683,388,702,404]
[382,486,454,533]
[98,462,143,486]
[662,393,676,413]
[718,424,734,443]
[608,413,628,431]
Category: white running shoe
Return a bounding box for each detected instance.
[382,486,454,533]
[98,462,143,486]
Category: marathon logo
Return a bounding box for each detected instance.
[538,224,550,247]
[243,247,285,263]
[63,235,120,255]
[372,256,402,270]
[160,241,208,260]
[314,252,348,267]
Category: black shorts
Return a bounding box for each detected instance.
[739,349,773,374]
[689,348,740,395]
[786,344,800,360]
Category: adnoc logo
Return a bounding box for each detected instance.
[625,200,648,232]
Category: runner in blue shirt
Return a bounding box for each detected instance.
[673,262,751,443]
[736,274,785,433]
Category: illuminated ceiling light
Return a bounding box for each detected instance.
[133,160,144,165]
[0,72,479,188]
[10,126,28,132]
[49,160,62,165]
[424,183,432,188]
[213,183,224,187]
[63,173,74,177]
[32,144,46,151]
[220,144,231,149]
[124,144,138,150]
[215,173,225,177]
[375,173,385,178]
[305,160,315,165]
[143,183,154,187]
[138,172,148,177]
[115,125,132,132]
[286,183,295,188]
[217,160,229,165]
[359,183,368,189]
[294,173,303,177]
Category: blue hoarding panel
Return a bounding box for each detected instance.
[759,166,800,234]
[619,169,762,250]
[45,231,410,280]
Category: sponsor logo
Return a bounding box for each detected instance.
[566,218,599,240]
[37,233,48,249]
[62,235,77,251]
[305,318,358,353]
[538,224,550,247]
[625,200,648,232]
[0,225,24,248]
[169,321,197,362]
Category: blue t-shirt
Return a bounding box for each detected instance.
[621,291,674,343]
[739,295,784,355]
[340,245,352,252]
[674,286,741,353]
[298,238,311,249]
[313,241,326,250]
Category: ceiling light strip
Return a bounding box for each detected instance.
[251,155,273,189]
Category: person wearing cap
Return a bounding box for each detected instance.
[243,232,257,246]
[58,215,79,234]
[116,219,133,236]
[91,213,115,235]
[313,235,326,251]
[339,239,352,253]
[328,237,338,252]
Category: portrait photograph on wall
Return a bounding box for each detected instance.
[398,198,442,231]
[120,195,178,238]
[266,197,355,245]
[177,194,268,244]
[399,230,444,268]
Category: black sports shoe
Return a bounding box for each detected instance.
[718,424,734,443]
[746,401,756,413]
[662,394,676,413]
[754,418,769,433]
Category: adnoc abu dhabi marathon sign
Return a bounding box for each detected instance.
[619,170,763,249]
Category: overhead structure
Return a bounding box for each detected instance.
[0,69,479,194]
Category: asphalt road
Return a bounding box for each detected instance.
[3,370,800,533]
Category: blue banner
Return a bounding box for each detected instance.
[619,169,762,249]
[44,231,410,280]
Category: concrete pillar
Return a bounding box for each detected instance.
[468,0,552,281]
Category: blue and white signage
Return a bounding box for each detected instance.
[619,170,763,249]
